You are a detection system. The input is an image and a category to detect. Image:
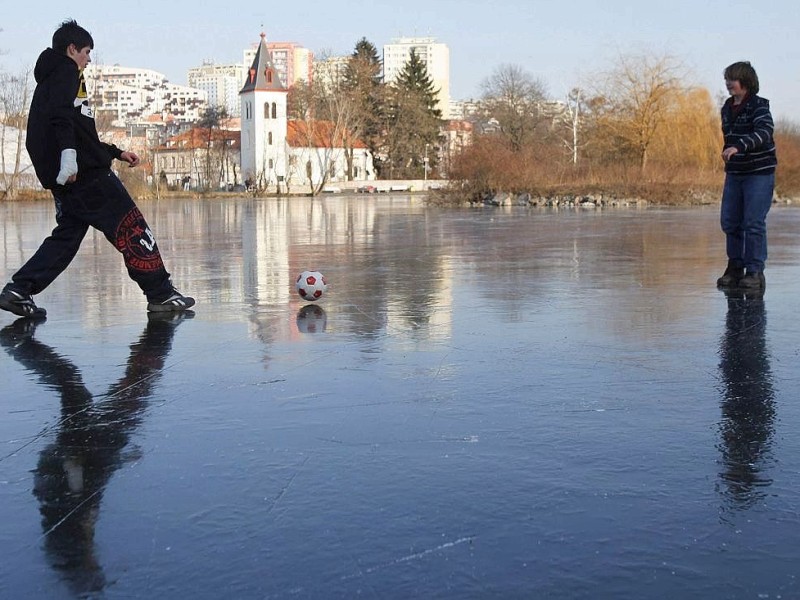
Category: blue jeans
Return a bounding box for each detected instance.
[720,172,775,273]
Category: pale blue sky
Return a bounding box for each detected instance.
[1,0,798,122]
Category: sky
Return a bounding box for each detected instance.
[1,0,798,122]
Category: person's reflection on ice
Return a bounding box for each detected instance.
[717,289,775,514]
[0,312,192,596]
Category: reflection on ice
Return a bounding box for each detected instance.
[717,289,775,514]
[296,304,327,334]
[1,313,192,597]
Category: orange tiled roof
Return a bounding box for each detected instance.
[158,128,241,151]
[287,120,367,149]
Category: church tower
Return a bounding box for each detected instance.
[239,33,288,188]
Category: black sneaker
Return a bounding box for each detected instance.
[716,262,744,287]
[738,271,766,290]
[147,288,196,313]
[0,284,47,318]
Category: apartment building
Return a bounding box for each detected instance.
[85,64,208,126]
[187,62,246,117]
[314,55,350,91]
[383,37,450,116]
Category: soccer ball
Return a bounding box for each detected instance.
[295,270,327,301]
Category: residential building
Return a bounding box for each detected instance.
[314,55,350,92]
[448,99,483,121]
[440,120,474,177]
[187,62,247,117]
[285,120,373,187]
[383,37,450,116]
[85,64,207,126]
[155,127,241,190]
[243,40,313,88]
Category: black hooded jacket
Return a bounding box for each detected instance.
[26,48,122,190]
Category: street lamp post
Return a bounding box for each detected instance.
[424,143,429,187]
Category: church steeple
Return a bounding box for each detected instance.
[239,32,289,189]
[240,32,286,93]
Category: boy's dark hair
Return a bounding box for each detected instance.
[723,61,759,95]
[51,19,94,54]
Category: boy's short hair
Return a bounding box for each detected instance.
[51,19,94,54]
[723,61,759,95]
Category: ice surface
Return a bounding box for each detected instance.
[2,196,800,599]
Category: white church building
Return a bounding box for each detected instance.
[239,33,375,192]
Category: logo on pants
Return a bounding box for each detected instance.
[115,207,165,272]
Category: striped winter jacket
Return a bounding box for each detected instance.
[721,94,777,175]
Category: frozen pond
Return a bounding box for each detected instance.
[2,195,800,598]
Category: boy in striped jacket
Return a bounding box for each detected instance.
[716,61,778,291]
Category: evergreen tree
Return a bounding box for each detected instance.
[342,38,386,178]
[345,38,382,87]
[395,50,442,120]
[384,50,443,179]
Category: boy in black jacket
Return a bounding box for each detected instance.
[0,19,194,318]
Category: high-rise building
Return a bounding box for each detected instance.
[187,62,246,117]
[243,40,313,88]
[382,37,450,116]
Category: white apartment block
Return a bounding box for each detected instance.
[314,55,350,92]
[187,62,246,117]
[84,64,208,126]
[243,41,313,88]
[447,99,483,121]
[383,37,450,117]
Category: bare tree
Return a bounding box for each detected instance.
[0,69,33,199]
[197,105,232,190]
[590,53,682,170]
[289,54,363,195]
[481,64,549,151]
[560,87,586,166]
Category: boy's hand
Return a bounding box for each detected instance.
[120,151,141,167]
[722,147,739,162]
[56,149,78,185]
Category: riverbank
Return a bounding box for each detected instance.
[6,180,800,207]
[429,182,800,208]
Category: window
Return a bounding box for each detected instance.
[264,102,270,119]
[268,159,274,169]
[271,103,277,119]
[268,132,273,145]
[266,69,273,84]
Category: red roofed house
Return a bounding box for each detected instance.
[155,127,241,190]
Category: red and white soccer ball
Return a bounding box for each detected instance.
[295,270,327,301]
